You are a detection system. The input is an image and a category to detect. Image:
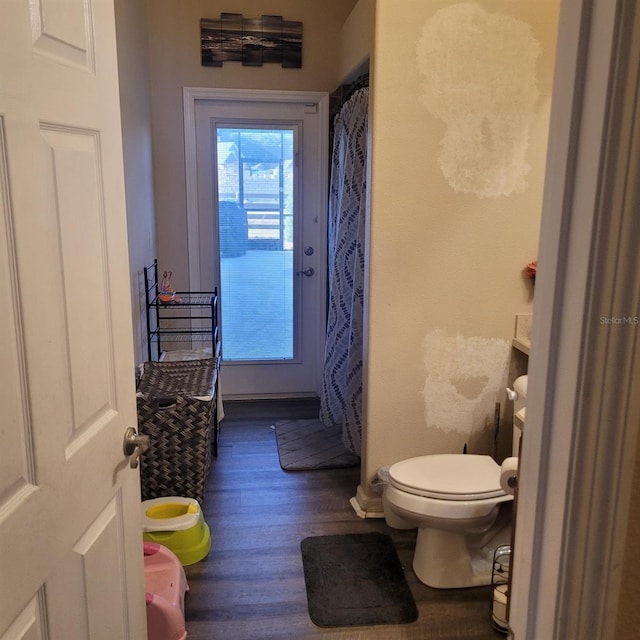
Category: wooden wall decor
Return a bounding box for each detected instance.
[201,13,303,68]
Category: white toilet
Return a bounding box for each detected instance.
[381,375,528,589]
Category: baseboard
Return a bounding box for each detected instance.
[350,484,385,519]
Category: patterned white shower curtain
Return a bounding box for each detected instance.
[320,87,368,456]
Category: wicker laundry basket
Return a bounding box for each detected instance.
[137,359,217,504]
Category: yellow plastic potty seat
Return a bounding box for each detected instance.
[142,497,211,566]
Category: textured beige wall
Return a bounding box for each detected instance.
[145,0,357,288]
[361,0,560,491]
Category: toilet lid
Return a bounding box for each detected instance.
[388,454,506,500]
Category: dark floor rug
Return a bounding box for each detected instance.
[274,419,360,471]
[300,532,418,628]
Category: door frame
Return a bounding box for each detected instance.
[183,88,329,397]
[509,0,640,638]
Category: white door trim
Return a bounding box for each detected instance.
[510,1,640,638]
[183,87,329,292]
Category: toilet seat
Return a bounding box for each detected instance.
[142,497,201,532]
[388,454,506,501]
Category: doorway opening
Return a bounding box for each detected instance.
[184,88,329,397]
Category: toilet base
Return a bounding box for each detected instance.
[412,510,511,589]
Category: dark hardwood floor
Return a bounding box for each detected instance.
[183,399,505,639]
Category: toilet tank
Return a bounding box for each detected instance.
[511,375,528,456]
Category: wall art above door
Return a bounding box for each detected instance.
[201,13,302,68]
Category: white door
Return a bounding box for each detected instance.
[187,90,328,398]
[0,1,146,638]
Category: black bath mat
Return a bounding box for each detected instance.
[274,419,360,471]
[300,532,418,627]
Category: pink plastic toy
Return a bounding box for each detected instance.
[143,542,189,640]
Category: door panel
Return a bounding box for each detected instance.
[30,0,94,69]
[40,126,114,440]
[191,92,328,397]
[42,498,129,639]
[0,118,34,515]
[0,596,46,640]
[0,1,146,637]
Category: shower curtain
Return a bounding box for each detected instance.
[319,85,369,456]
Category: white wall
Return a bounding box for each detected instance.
[114,0,156,365]
[338,0,374,82]
[359,0,560,505]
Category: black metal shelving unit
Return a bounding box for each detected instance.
[143,259,219,362]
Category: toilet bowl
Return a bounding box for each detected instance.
[142,497,211,566]
[381,454,513,589]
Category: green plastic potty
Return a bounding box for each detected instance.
[142,497,211,566]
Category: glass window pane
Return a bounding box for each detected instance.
[216,127,295,361]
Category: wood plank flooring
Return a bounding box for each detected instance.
[183,399,505,639]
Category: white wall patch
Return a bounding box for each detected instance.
[422,329,510,442]
[417,3,541,198]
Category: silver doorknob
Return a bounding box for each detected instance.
[123,427,150,469]
[296,267,315,277]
